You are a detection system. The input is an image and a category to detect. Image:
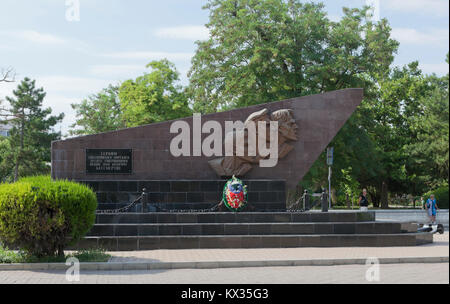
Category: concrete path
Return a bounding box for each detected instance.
[108,232,448,264]
[0,233,447,272]
[0,263,447,284]
[375,209,449,227]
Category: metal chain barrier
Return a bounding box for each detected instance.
[286,190,328,212]
[97,193,144,214]
[286,190,308,212]
[96,189,325,213]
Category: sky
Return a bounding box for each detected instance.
[0,0,448,135]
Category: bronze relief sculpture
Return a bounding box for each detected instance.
[209,108,298,177]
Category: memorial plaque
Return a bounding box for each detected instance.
[86,149,132,174]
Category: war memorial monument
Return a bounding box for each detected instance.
[51,89,436,251]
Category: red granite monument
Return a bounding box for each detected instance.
[51,88,363,211]
[50,88,438,250]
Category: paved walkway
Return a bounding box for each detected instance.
[0,263,447,284]
[1,234,447,284]
[375,209,449,227]
[108,232,449,263]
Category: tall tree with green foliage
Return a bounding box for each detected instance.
[119,59,192,127]
[366,62,432,207]
[188,0,398,113]
[0,78,63,181]
[410,55,449,188]
[69,85,126,136]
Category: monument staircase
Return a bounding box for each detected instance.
[72,211,433,251]
[69,180,434,251]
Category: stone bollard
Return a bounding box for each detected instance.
[321,191,328,212]
[303,190,310,210]
[142,188,148,213]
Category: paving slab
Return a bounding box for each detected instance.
[0,233,447,272]
[107,232,448,263]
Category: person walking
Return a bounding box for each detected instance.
[358,188,369,211]
[425,194,439,224]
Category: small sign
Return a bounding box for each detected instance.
[86,149,132,174]
[327,147,334,166]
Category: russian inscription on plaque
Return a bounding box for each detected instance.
[86,149,132,174]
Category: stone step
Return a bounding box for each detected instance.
[95,212,376,224]
[71,233,433,251]
[87,222,401,237]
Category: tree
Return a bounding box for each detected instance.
[119,59,192,128]
[69,85,126,136]
[188,1,398,113]
[300,113,381,206]
[410,55,449,188]
[0,67,15,180]
[362,62,432,207]
[0,78,64,181]
[339,167,361,208]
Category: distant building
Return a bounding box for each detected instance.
[0,122,13,137]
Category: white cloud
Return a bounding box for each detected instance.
[35,76,114,95]
[43,95,79,111]
[0,30,66,44]
[419,63,449,75]
[328,14,342,22]
[0,81,16,102]
[0,29,91,54]
[18,30,66,44]
[89,64,146,78]
[0,45,16,51]
[102,51,194,62]
[391,28,449,46]
[154,25,210,41]
[383,0,449,16]
[42,95,80,134]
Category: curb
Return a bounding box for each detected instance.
[0,256,448,271]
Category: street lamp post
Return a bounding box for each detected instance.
[327,147,334,210]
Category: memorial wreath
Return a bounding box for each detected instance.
[222,176,248,212]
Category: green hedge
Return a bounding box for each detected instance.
[424,186,449,209]
[0,176,97,257]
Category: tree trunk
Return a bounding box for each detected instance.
[14,162,19,182]
[346,194,350,209]
[57,245,65,257]
[381,181,389,209]
[370,190,380,208]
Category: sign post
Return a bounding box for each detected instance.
[326,147,334,209]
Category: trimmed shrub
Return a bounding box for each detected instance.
[0,176,97,257]
[424,186,449,209]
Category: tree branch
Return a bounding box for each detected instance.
[0,67,15,83]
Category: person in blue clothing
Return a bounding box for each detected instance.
[425,194,439,224]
